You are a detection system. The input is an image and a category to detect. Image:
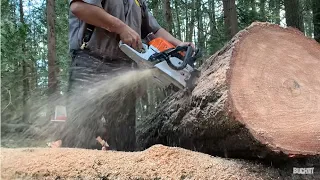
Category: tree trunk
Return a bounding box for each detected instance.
[284,0,305,32]
[313,0,320,42]
[196,0,205,54]
[47,0,58,120]
[162,0,173,34]
[275,0,280,24]
[19,0,30,122]
[301,0,312,37]
[186,0,195,42]
[47,0,57,95]
[137,22,320,159]
[223,0,238,40]
[174,0,181,40]
[260,0,266,21]
[208,0,221,54]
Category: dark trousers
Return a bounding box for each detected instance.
[60,50,137,151]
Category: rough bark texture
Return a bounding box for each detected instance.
[0,145,299,180]
[284,0,304,32]
[174,0,181,39]
[223,0,238,40]
[186,0,195,42]
[46,0,58,121]
[137,22,320,159]
[162,0,173,34]
[196,0,205,53]
[47,0,57,95]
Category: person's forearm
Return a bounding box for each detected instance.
[70,1,125,33]
[155,28,182,46]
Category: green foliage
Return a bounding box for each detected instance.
[1,0,319,123]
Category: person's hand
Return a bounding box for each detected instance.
[118,24,143,51]
[178,42,196,50]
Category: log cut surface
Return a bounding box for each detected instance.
[1,145,284,180]
[137,22,320,158]
[229,24,320,155]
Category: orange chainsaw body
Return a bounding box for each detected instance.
[148,36,184,56]
[149,37,175,52]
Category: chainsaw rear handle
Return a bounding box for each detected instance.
[149,45,200,70]
[166,45,193,70]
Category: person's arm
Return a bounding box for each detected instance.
[154,28,182,46]
[141,4,195,49]
[155,28,196,50]
[70,0,142,50]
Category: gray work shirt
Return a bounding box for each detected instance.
[69,0,161,61]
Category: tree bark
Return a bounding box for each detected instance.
[19,0,30,122]
[284,0,305,32]
[174,0,181,40]
[223,0,238,40]
[186,0,195,42]
[47,0,57,95]
[47,0,58,121]
[207,0,221,54]
[196,0,205,54]
[313,0,320,42]
[137,22,320,159]
[162,0,173,34]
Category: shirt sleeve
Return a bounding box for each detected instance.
[143,2,162,34]
[69,0,103,8]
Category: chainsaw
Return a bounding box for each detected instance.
[119,33,201,90]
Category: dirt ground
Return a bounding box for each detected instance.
[1,144,291,180]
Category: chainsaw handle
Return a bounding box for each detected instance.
[165,45,194,70]
[149,45,200,70]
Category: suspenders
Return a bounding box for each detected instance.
[80,0,106,49]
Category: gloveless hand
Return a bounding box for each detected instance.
[178,42,196,50]
[118,24,143,51]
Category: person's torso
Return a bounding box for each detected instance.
[69,0,144,61]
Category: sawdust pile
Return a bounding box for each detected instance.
[1,145,283,180]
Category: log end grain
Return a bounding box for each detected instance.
[228,22,320,155]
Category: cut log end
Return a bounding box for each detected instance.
[228,23,320,155]
[137,22,320,158]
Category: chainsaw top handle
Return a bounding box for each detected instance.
[149,45,200,71]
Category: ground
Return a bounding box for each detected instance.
[1,128,319,180]
[2,145,286,180]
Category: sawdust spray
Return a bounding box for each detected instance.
[1,69,157,148]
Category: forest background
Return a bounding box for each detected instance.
[1,0,319,127]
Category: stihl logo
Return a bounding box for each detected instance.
[293,167,314,174]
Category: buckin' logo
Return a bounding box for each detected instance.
[293,167,314,175]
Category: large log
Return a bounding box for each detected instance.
[137,22,320,158]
